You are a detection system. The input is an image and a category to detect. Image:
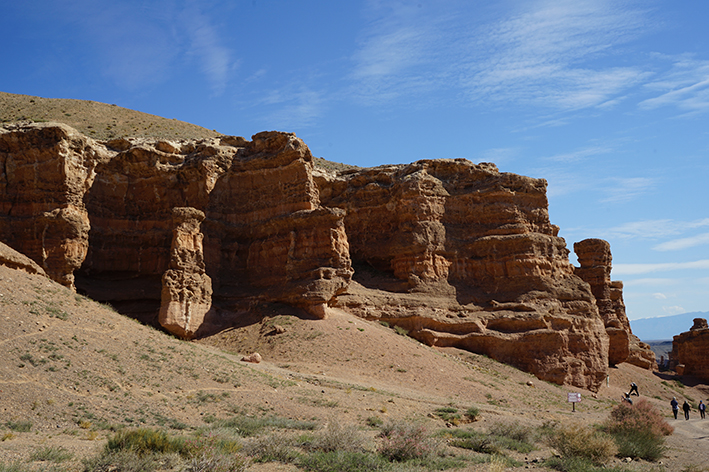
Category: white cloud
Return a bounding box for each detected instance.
[622,278,678,286]
[604,218,709,240]
[653,292,667,300]
[543,146,612,163]
[181,5,235,95]
[349,0,653,111]
[639,55,709,114]
[459,0,651,109]
[654,232,709,251]
[613,259,709,275]
[662,305,685,316]
[599,177,655,203]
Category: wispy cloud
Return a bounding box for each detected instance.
[613,259,709,275]
[543,146,612,163]
[181,4,235,95]
[639,55,709,114]
[599,176,655,203]
[459,0,651,109]
[256,87,327,130]
[349,0,653,111]
[622,278,680,286]
[603,217,709,240]
[654,232,709,251]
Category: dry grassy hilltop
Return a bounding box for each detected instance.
[1,92,709,471]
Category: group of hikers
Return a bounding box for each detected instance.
[622,382,707,420]
[671,396,706,420]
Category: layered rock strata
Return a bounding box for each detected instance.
[573,239,655,369]
[159,207,213,339]
[1,121,652,391]
[317,160,609,391]
[671,318,709,381]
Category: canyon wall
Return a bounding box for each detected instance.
[671,318,709,381]
[0,121,652,391]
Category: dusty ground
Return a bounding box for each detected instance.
[1,264,709,471]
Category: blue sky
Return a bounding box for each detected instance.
[2,0,708,321]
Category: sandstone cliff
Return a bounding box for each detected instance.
[573,239,656,370]
[0,121,650,390]
[671,318,709,381]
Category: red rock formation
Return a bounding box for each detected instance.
[573,239,656,370]
[671,318,709,381]
[318,160,609,391]
[2,121,641,391]
[159,207,213,339]
[0,123,110,288]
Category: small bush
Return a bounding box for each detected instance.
[603,398,671,461]
[0,463,31,472]
[605,398,673,437]
[5,421,31,432]
[465,406,480,421]
[105,428,182,456]
[214,415,316,437]
[187,450,249,472]
[82,450,163,472]
[304,420,367,453]
[366,416,384,427]
[450,432,500,454]
[298,451,389,472]
[244,433,299,463]
[378,421,438,462]
[546,423,617,465]
[29,445,74,463]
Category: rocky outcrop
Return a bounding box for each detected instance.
[0,123,351,325]
[573,239,655,370]
[671,318,709,380]
[318,160,609,391]
[159,207,213,339]
[0,123,110,288]
[0,241,47,276]
[1,121,649,391]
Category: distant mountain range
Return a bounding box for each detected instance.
[630,311,709,341]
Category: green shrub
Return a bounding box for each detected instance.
[298,451,390,472]
[613,429,665,462]
[378,421,438,462]
[187,450,249,472]
[366,416,384,427]
[82,450,165,472]
[244,433,299,463]
[545,423,617,465]
[213,415,316,437]
[603,398,671,461]
[105,428,183,456]
[4,421,31,432]
[29,445,74,462]
[303,420,367,453]
[0,462,31,472]
[465,406,480,421]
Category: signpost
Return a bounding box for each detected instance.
[568,392,581,412]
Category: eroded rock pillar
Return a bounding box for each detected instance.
[159,207,213,339]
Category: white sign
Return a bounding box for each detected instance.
[567,392,582,403]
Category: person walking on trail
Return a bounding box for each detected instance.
[671,397,679,419]
[683,400,691,420]
[699,400,706,419]
[628,382,639,396]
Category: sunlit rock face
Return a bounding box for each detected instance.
[671,318,709,381]
[2,121,655,391]
[317,159,610,391]
[573,238,656,370]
